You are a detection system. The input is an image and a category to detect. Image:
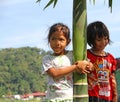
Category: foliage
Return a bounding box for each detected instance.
[115,69,120,97]
[36,0,58,9]
[116,58,120,99]
[0,47,47,97]
[36,0,113,12]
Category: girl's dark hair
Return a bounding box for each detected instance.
[48,23,70,43]
[87,21,111,47]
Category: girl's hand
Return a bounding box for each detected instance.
[75,60,93,74]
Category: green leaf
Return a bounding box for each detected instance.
[44,0,57,9]
[109,0,112,12]
[53,0,58,8]
[36,0,41,3]
[93,0,95,5]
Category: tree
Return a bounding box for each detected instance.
[36,0,113,102]
[0,47,47,96]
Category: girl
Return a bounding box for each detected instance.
[42,23,92,102]
[87,21,118,102]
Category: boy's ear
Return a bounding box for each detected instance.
[67,39,71,45]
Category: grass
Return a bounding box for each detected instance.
[0,98,41,102]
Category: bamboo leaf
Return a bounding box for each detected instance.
[53,0,58,8]
[109,0,112,12]
[93,0,95,5]
[36,0,41,3]
[36,0,58,9]
[44,0,54,9]
[109,0,112,7]
[44,0,57,9]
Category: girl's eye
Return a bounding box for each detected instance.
[50,37,66,42]
[60,38,65,41]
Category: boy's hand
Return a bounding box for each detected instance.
[75,60,93,74]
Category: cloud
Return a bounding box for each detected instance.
[106,42,120,58]
[110,42,120,47]
[0,25,49,49]
[0,0,30,6]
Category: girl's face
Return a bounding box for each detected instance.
[49,31,69,55]
[93,35,109,51]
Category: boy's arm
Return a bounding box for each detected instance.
[111,73,118,102]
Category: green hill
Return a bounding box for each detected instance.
[0,47,47,97]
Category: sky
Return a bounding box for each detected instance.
[0,0,120,58]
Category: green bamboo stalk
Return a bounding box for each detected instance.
[72,0,88,102]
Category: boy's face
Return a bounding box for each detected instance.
[49,31,69,55]
[93,35,109,51]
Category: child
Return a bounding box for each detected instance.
[42,23,92,102]
[87,21,118,102]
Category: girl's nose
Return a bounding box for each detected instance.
[56,40,60,45]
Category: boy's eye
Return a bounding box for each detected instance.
[96,39,101,41]
[104,37,108,40]
[96,37,108,42]
[51,37,56,40]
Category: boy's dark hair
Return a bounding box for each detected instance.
[48,23,70,43]
[87,21,110,47]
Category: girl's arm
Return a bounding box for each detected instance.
[111,73,118,102]
[47,60,92,79]
[47,64,76,79]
